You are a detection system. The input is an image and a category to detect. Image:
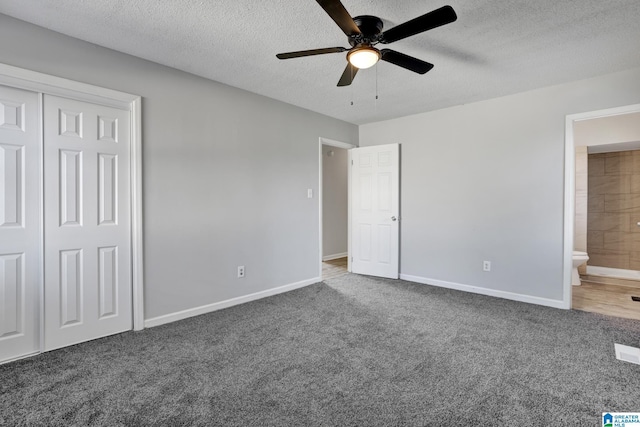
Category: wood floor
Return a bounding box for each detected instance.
[572,275,640,321]
[322,257,348,280]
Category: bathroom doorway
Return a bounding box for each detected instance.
[565,105,640,320]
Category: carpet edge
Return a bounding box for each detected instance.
[144,277,322,328]
[400,273,568,309]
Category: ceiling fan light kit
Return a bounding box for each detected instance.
[276,0,457,86]
[347,47,380,69]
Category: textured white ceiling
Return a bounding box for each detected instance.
[1,0,639,124]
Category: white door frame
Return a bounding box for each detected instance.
[0,62,145,332]
[563,103,640,309]
[318,137,356,278]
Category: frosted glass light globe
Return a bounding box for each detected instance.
[348,48,380,69]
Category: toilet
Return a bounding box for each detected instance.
[572,251,589,286]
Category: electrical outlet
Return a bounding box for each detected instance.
[237,266,245,278]
[483,261,491,272]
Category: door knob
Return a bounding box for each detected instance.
[391,216,397,221]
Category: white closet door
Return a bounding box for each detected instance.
[351,144,400,279]
[0,85,40,362]
[43,95,132,351]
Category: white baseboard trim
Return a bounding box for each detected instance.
[144,277,321,329]
[587,265,640,280]
[1,351,40,366]
[322,252,348,261]
[399,274,566,310]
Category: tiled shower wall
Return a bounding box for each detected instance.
[587,150,640,270]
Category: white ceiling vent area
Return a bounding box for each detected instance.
[615,343,640,366]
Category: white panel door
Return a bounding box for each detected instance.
[43,95,131,351]
[0,85,40,362]
[351,144,399,279]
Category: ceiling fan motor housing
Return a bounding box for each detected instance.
[350,15,384,46]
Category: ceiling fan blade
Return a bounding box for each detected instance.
[381,5,457,44]
[380,49,434,74]
[276,47,347,59]
[316,0,361,37]
[337,63,358,86]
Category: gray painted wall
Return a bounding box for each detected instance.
[0,14,358,319]
[360,68,640,302]
[322,145,348,258]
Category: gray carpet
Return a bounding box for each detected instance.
[1,274,639,426]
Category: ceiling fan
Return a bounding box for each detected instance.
[276,0,457,86]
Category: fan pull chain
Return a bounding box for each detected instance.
[375,63,379,109]
[351,65,355,106]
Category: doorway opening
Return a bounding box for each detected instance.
[318,137,355,280]
[565,104,640,320]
